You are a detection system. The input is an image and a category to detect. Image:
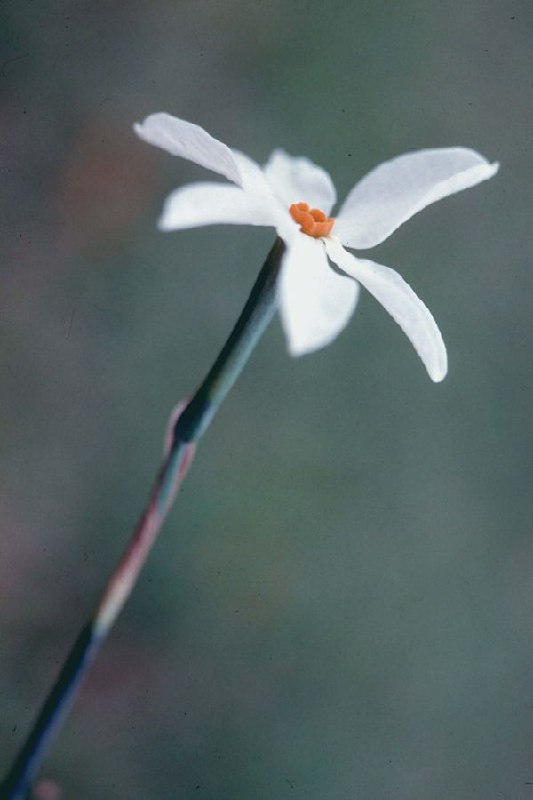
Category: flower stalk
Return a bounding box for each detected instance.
[1,236,285,800]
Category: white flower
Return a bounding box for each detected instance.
[134,113,498,382]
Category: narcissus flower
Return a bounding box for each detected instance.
[134,113,498,382]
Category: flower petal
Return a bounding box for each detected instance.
[325,239,447,382]
[278,234,359,356]
[335,148,499,249]
[264,149,337,214]
[158,182,284,231]
[134,113,244,186]
[230,148,276,196]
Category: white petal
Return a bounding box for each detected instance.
[158,182,284,231]
[230,149,276,196]
[264,149,337,214]
[336,148,499,249]
[134,113,244,186]
[325,240,447,382]
[278,234,359,356]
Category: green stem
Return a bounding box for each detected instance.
[1,236,285,800]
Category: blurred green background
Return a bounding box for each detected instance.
[1,1,531,798]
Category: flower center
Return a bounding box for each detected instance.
[289,202,335,238]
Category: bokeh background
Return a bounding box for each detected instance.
[1,1,531,798]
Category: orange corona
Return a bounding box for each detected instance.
[289,202,335,238]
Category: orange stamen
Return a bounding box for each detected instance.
[289,201,335,238]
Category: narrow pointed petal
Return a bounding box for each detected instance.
[325,240,447,381]
[336,148,499,249]
[158,182,284,231]
[264,149,337,214]
[278,235,359,356]
[134,113,245,186]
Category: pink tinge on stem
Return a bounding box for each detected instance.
[163,398,191,456]
[94,400,196,637]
